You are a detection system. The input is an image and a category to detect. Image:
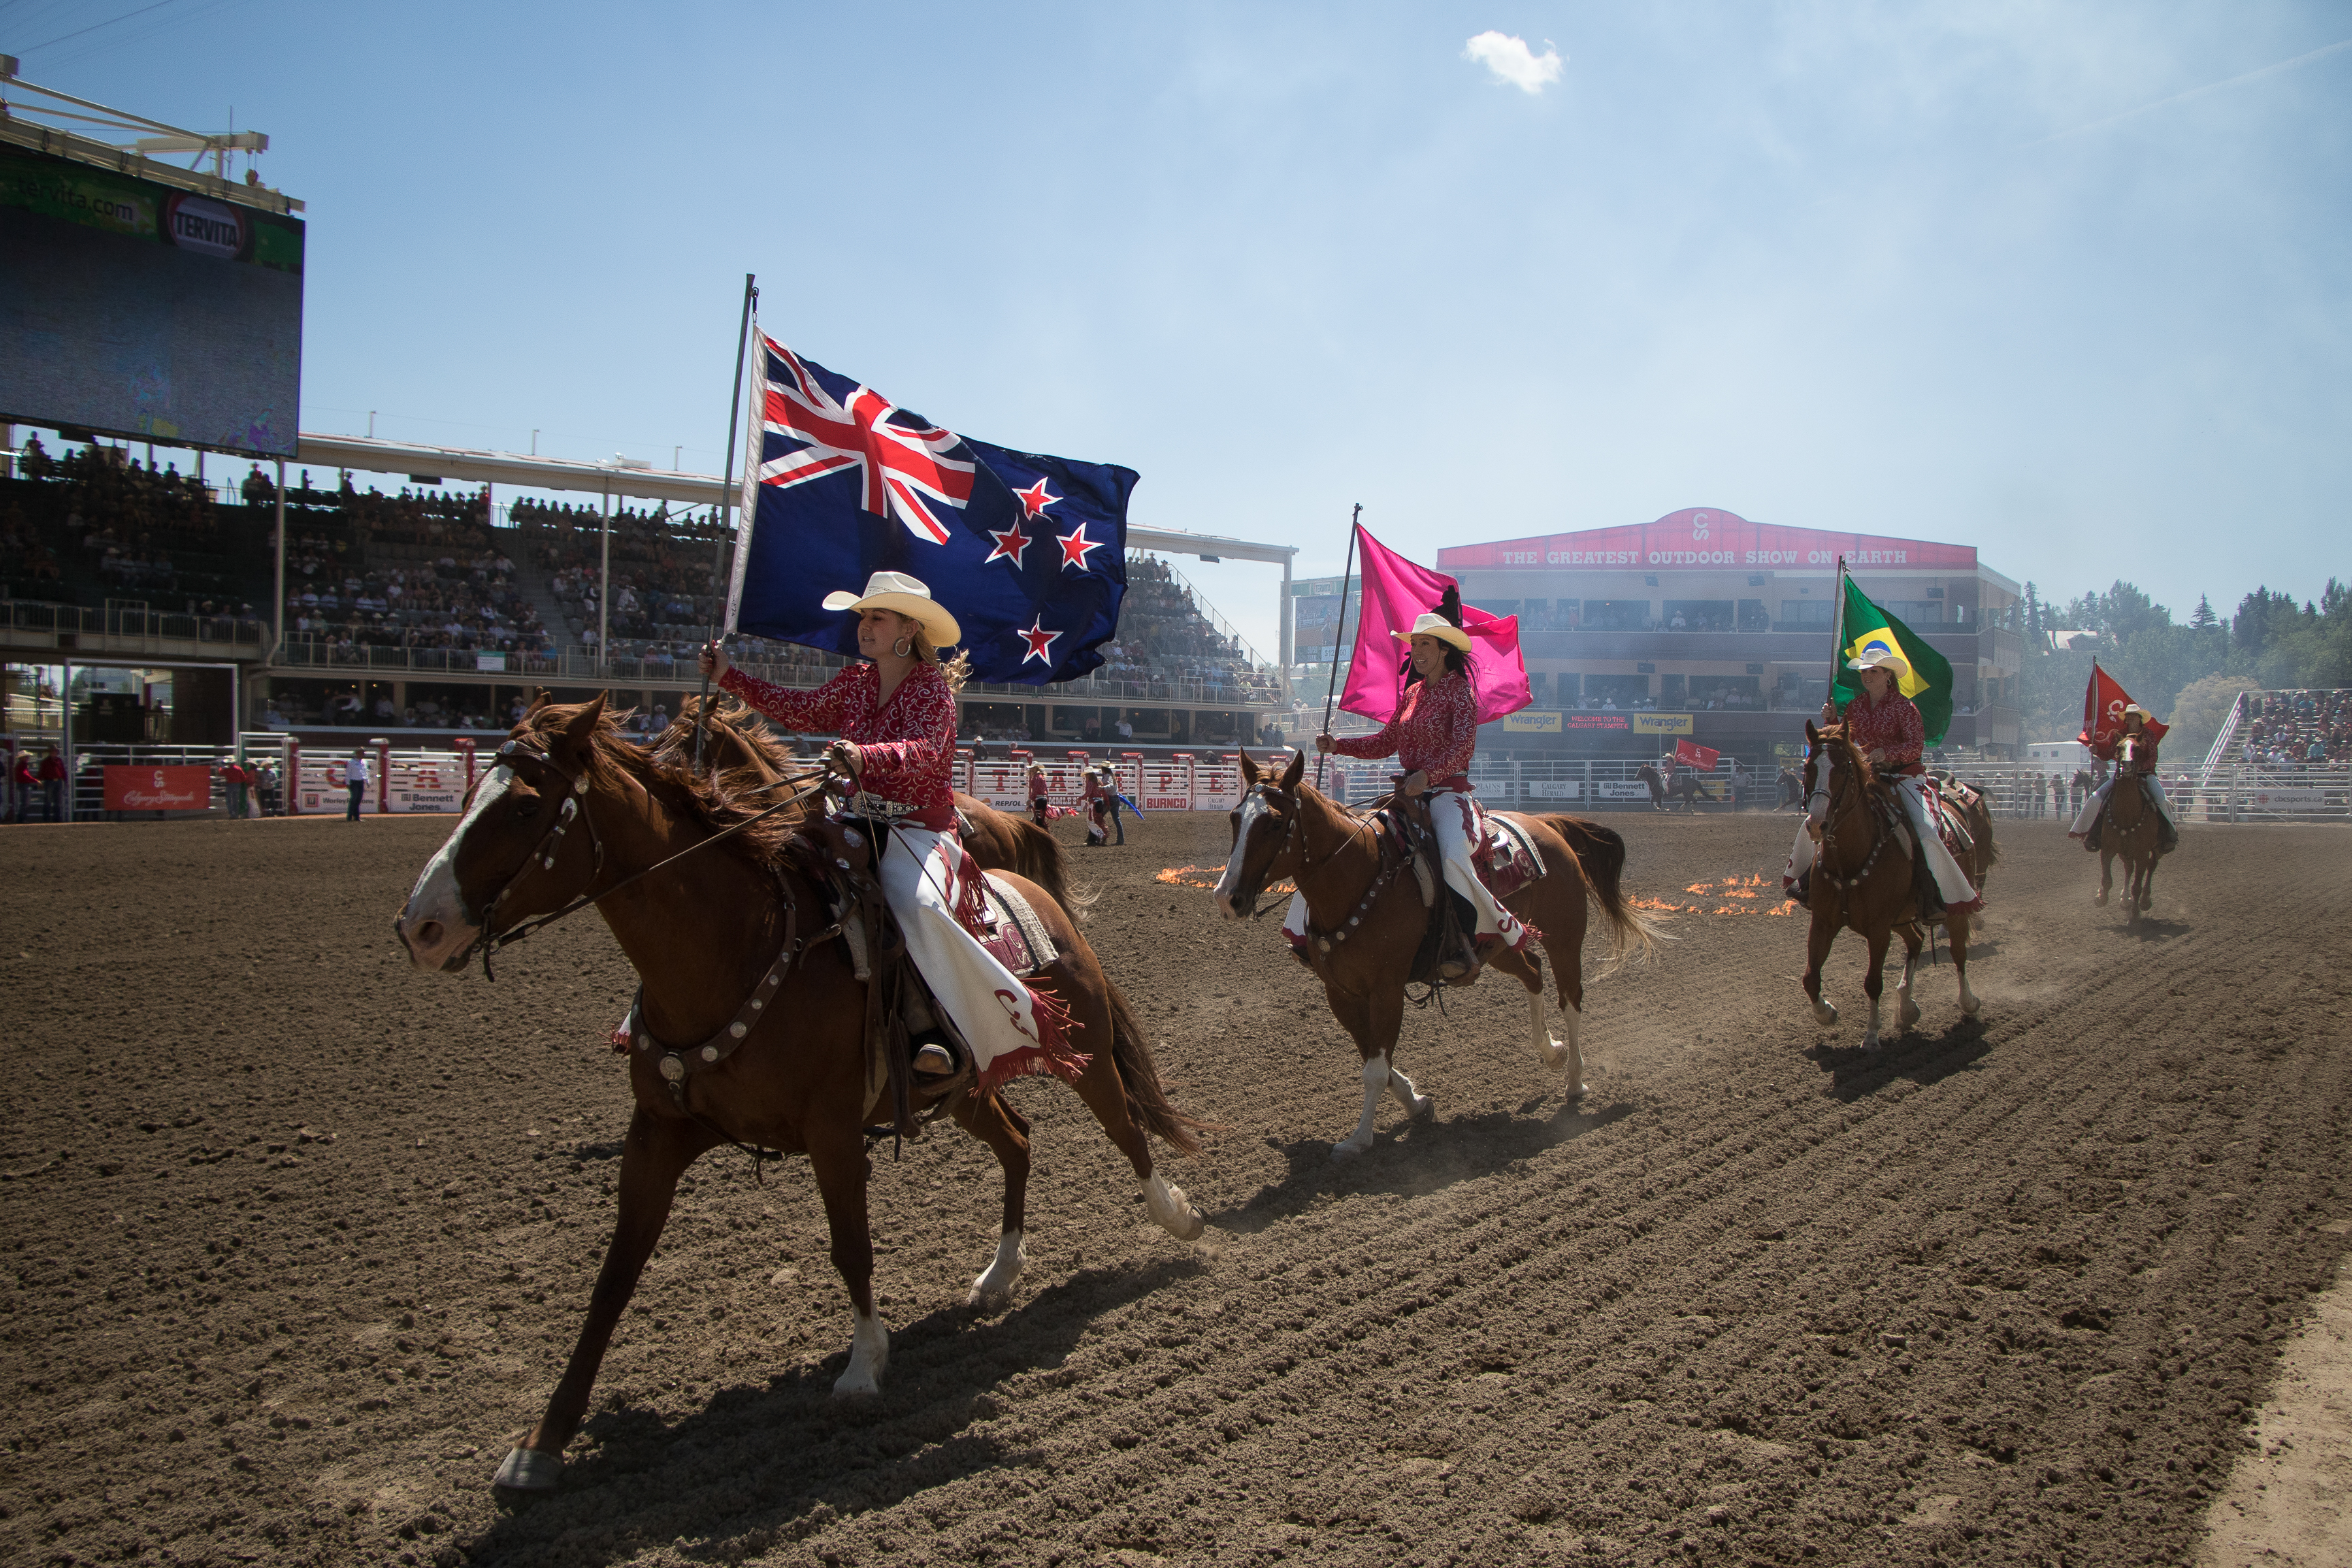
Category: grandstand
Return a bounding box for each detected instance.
[1,430,1286,749]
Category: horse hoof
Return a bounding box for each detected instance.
[1810,1001,1839,1026]
[1861,1032,1881,1051]
[1330,1138,1371,1161]
[2093,892,2108,906]
[1170,1207,1207,1241]
[1409,1094,1437,1123]
[1565,1081,1590,1102]
[1961,995,1982,1017]
[832,1369,881,1399]
[1899,1000,1922,1029]
[493,1446,561,1492]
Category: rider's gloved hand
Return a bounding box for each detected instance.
[699,641,730,681]
[826,740,862,778]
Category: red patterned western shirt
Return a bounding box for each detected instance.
[719,662,958,829]
[1333,672,1479,786]
[1836,689,1925,777]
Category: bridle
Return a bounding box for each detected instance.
[1235,779,1377,920]
[1810,735,1897,898]
[457,734,830,978]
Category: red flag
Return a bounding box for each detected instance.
[1339,525,1531,725]
[2078,664,2168,756]
[1673,738,1720,770]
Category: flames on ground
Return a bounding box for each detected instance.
[1156,865,1296,896]
[1632,872,1797,917]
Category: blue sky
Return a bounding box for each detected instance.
[10,1,2349,655]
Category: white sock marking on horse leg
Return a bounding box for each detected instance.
[1526,985,1567,1071]
[1958,964,1981,1016]
[1897,951,1920,1029]
[1386,1064,1433,1120]
[1863,992,1882,1048]
[1557,1003,1588,1098]
[968,1230,1025,1306]
[1141,1170,1206,1240]
[1333,1054,1385,1158]
[833,1307,887,1396]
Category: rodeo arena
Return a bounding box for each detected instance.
[6,69,2352,1568]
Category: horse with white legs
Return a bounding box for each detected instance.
[393,697,1205,1490]
[1212,749,1656,1158]
[1796,721,1991,1048]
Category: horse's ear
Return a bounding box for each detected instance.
[1805,720,1820,746]
[1239,751,1260,785]
[1281,747,1306,791]
[557,693,608,757]
[527,688,553,715]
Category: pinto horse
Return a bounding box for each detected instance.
[1212,749,1656,1158]
[395,696,1205,1491]
[2097,734,2164,924]
[1797,721,1989,1047]
[659,698,1086,918]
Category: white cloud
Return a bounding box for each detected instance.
[1464,30,1563,94]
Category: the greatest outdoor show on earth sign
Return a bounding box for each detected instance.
[1435,510,1979,572]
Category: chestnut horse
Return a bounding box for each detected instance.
[2097,734,2164,924]
[1797,721,1990,1047]
[659,698,1085,917]
[1211,749,1656,1158]
[394,696,1205,1491]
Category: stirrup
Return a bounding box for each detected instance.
[913,1042,957,1077]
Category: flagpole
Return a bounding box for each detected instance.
[1313,504,1360,791]
[694,272,757,774]
[1828,554,1847,719]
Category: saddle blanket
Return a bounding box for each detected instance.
[1924,784,1976,863]
[973,873,1058,978]
[1469,806,1547,902]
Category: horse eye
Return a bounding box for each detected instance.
[512,800,540,820]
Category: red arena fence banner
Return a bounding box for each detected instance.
[103,764,212,812]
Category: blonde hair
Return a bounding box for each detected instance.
[909,628,969,691]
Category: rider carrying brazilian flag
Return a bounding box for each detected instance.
[1784,567,1982,921]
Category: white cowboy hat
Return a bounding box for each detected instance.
[2120,703,2148,721]
[1845,642,1913,683]
[820,570,960,647]
[1390,612,1473,654]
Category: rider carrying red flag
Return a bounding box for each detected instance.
[2071,704,2180,853]
[1292,587,1531,981]
[700,571,1082,1090]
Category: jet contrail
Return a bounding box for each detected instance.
[2019,35,2352,149]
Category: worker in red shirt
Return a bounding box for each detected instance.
[36,747,68,823]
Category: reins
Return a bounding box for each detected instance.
[472,740,834,979]
[1245,781,1374,920]
[1812,742,1897,903]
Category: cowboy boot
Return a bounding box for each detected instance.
[2083,815,2103,853]
[1913,850,1945,924]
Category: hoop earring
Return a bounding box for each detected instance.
[893,637,913,657]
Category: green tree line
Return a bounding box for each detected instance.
[2016,578,2351,761]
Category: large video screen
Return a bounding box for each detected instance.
[0,146,303,457]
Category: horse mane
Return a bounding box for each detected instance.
[663,694,804,776]
[523,702,813,872]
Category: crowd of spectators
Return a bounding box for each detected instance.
[284,549,547,657]
[5,437,267,610]
[1091,556,1275,700]
[2238,689,2352,765]
[516,498,726,661]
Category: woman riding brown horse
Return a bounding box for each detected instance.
[395,691,1207,1492]
[2095,730,2166,924]
[1213,747,1655,1158]
[1795,719,1990,1047]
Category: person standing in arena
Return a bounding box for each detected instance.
[37,747,67,823]
[1104,766,1128,845]
[699,570,1077,1087]
[1028,760,1051,828]
[344,748,369,821]
[7,749,32,823]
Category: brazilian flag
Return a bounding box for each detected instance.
[1832,575,1955,743]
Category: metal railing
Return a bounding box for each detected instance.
[2,596,267,648]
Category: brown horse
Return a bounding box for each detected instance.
[1211,749,1656,1157]
[2097,734,2164,924]
[393,696,1205,1490]
[1798,721,1986,1047]
[658,697,1086,917]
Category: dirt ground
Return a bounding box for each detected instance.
[3,804,2349,1568]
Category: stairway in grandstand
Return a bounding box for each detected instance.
[510,555,587,653]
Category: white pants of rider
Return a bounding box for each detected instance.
[1282,789,1529,950]
[1783,776,1980,909]
[881,824,1054,1081]
[2070,774,2179,838]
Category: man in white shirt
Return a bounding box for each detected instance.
[346,749,370,821]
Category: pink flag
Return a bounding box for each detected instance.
[1339,525,1531,725]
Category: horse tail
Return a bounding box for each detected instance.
[1104,979,1209,1156]
[1011,813,1096,924]
[1541,813,1663,973]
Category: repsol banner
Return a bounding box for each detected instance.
[968,760,1030,811]
[103,765,211,812]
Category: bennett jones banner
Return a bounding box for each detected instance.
[103,765,211,811]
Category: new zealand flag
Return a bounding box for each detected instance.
[725,331,1136,684]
